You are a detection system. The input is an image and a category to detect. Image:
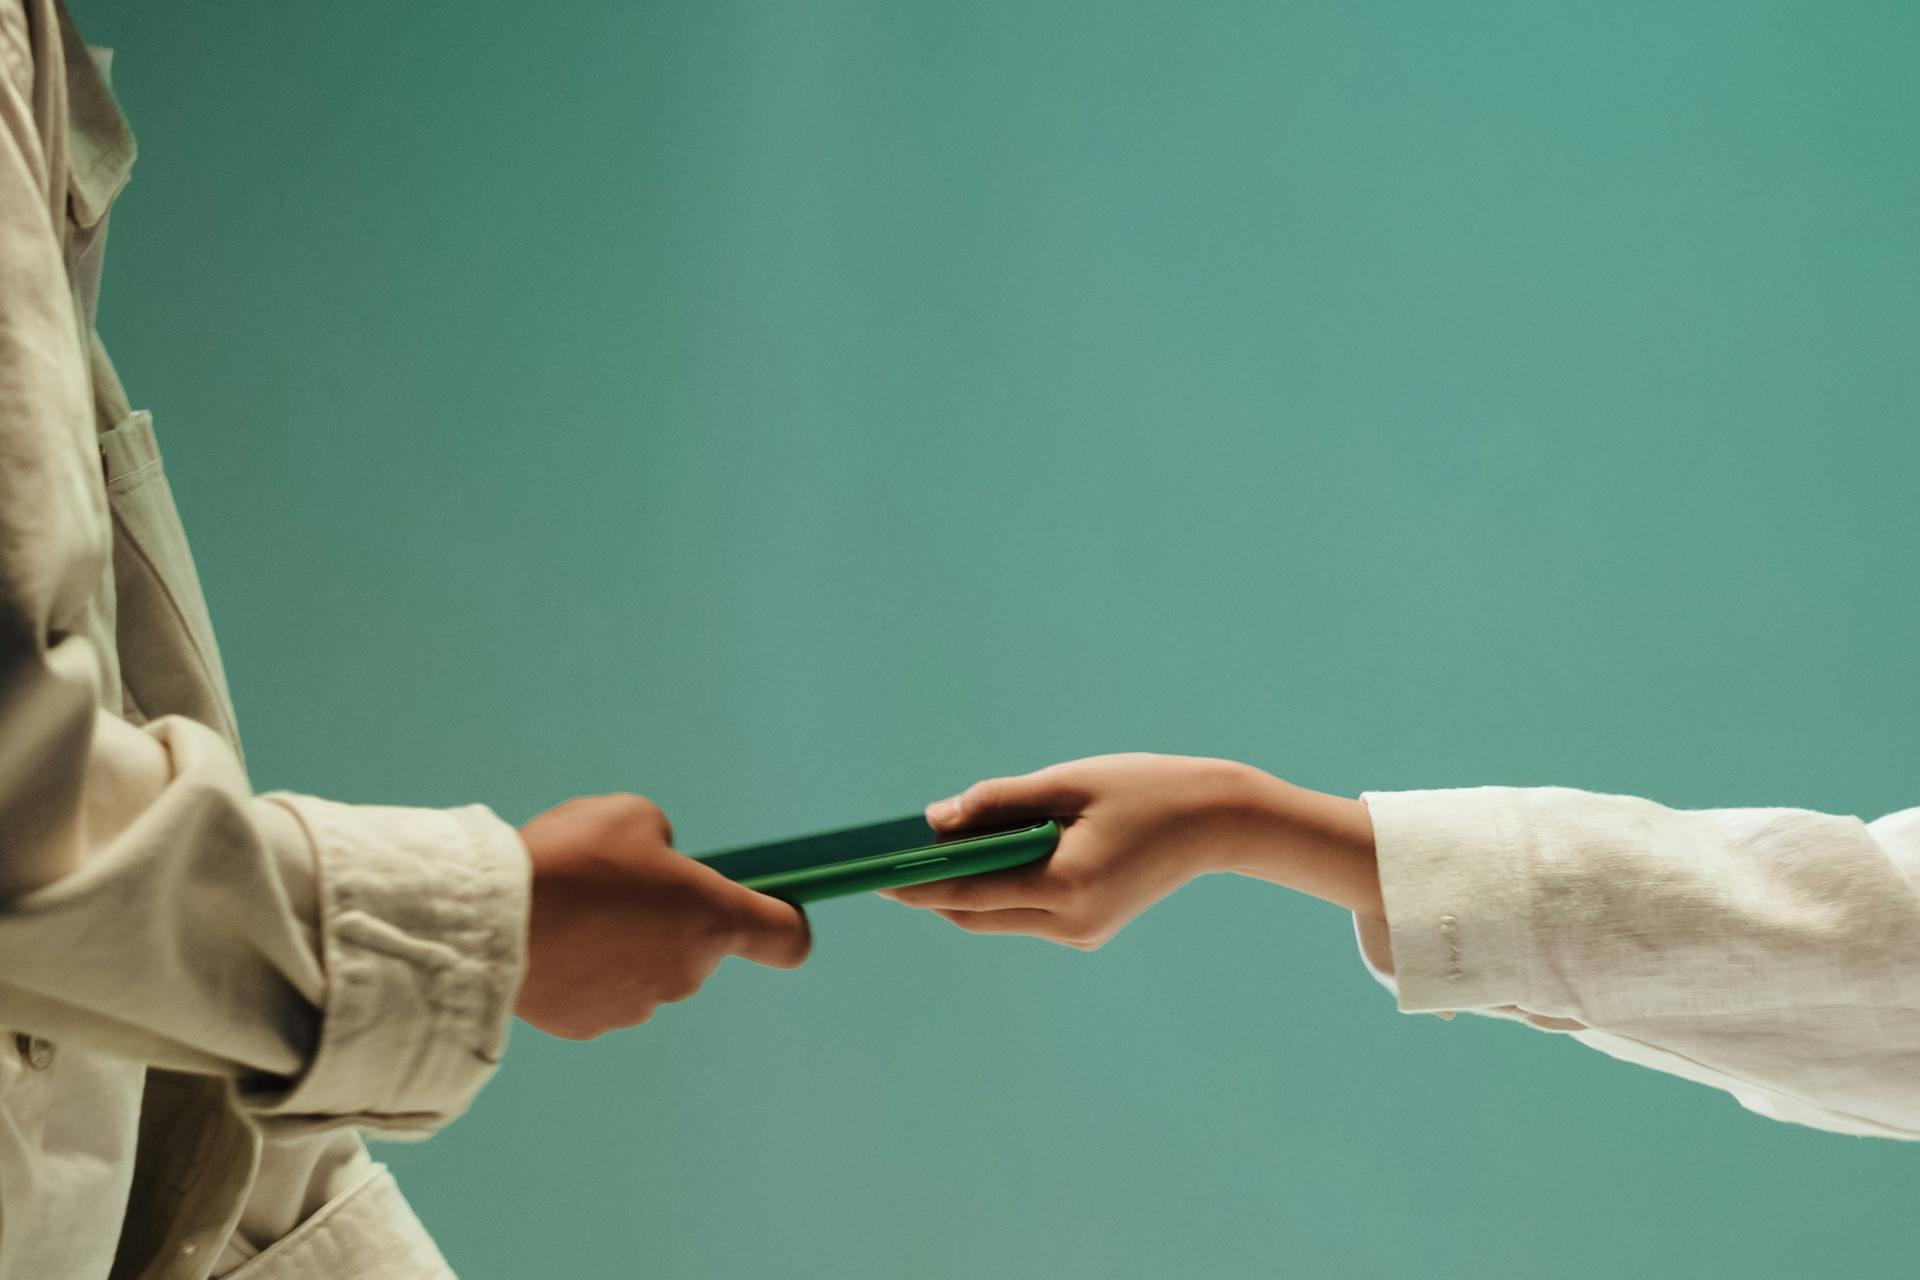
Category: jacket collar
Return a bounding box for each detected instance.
[54,0,135,228]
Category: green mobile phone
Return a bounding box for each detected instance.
[695,815,1060,905]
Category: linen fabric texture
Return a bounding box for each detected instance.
[0,3,532,1277]
[1355,786,1920,1140]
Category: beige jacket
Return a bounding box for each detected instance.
[1,4,533,1277]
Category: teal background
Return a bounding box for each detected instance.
[79,1,1919,1276]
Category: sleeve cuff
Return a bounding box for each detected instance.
[1356,787,1540,1014]
[1352,912,1399,991]
[238,794,532,1137]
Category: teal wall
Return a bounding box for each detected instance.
[80,1,1918,1275]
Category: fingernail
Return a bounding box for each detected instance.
[928,797,963,824]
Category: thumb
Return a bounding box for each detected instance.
[727,886,813,970]
[925,764,1091,833]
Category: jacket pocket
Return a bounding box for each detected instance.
[213,1164,456,1280]
[98,410,242,755]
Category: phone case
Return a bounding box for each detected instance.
[705,820,1060,905]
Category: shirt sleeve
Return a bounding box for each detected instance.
[1351,785,1920,1140]
[0,23,529,1138]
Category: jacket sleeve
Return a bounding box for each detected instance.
[1351,784,1920,1140]
[0,33,529,1137]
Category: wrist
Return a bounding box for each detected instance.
[1218,766,1383,921]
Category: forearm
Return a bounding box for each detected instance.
[1214,763,1384,922]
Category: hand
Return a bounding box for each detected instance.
[877,753,1380,950]
[513,793,811,1039]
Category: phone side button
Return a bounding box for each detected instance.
[893,857,949,871]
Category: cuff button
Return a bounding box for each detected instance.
[14,1034,54,1071]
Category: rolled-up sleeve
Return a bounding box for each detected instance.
[1352,785,1920,1140]
[0,703,532,1138]
[246,793,531,1135]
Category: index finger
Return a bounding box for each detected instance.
[876,859,1057,912]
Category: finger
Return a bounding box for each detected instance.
[878,860,1057,911]
[925,764,1092,833]
[727,888,813,969]
[933,907,1059,938]
[1521,1012,1586,1032]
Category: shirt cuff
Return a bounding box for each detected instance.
[1355,786,1541,1015]
[238,794,532,1137]
[1353,913,1398,990]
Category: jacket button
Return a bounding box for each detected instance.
[14,1034,54,1071]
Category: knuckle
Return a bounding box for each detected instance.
[616,792,665,824]
[688,900,744,951]
[711,892,757,932]
[615,993,661,1028]
[693,903,733,942]
[718,913,755,952]
[583,797,636,839]
[679,886,737,936]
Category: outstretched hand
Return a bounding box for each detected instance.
[879,752,1380,950]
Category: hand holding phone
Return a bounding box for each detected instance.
[516,793,811,1039]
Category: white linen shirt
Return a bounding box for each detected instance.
[1,3,533,1277]
[1355,786,1920,1140]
